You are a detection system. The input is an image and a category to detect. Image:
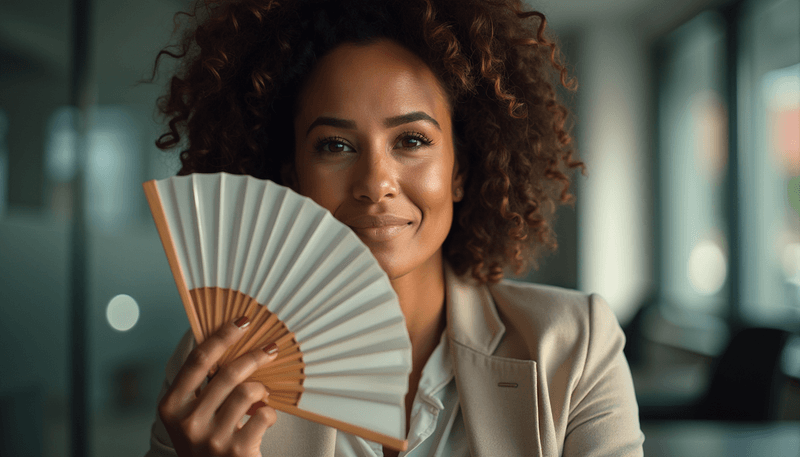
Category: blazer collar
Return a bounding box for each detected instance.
[444,262,506,356]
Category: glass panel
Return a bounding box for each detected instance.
[0,110,7,217]
[87,1,185,455]
[0,0,72,455]
[659,12,730,317]
[739,0,800,326]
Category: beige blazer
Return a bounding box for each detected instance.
[147,264,645,456]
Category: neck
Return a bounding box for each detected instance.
[390,251,447,346]
[390,251,448,435]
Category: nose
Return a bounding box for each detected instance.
[352,147,398,203]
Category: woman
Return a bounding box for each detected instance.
[146,0,644,456]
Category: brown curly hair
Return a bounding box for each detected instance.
[151,0,587,284]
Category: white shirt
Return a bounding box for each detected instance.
[333,331,470,457]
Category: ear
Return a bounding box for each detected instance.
[281,161,300,192]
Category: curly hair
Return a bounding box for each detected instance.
[151,0,587,284]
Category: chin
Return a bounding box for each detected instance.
[372,254,415,281]
[369,245,444,282]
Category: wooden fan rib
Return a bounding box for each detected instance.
[276,341,301,354]
[144,180,204,346]
[267,357,305,373]
[188,289,209,339]
[210,297,305,373]
[250,309,281,339]
[185,289,286,367]
[269,350,304,366]
[226,289,242,325]
[265,361,306,376]
[204,287,214,338]
[234,290,255,325]
[268,402,407,452]
[255,379,306,391]
[262,382,305,392]
[268,392,302,402]
[214,287,225,332]
[250,371,306,386]
[225,300,280,361]
[254,373,306,383]
[222,288,237,329]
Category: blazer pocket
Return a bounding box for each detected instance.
[452,341,542,457]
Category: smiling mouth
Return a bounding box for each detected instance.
[348,222,412,242]
[342,213,414,242]
[345,215,413,229]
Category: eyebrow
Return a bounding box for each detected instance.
[305,111,441,137]
[384,112,441,130]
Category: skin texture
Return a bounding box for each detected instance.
[158,39,463,457]
[157,319,280,457]
[291,40,464,455]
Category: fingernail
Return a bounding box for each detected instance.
[234,316,250,329]
[263,343,278,355]
[246,400,267,416]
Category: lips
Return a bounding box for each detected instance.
[343,214,413,229]
[342,214,414,242]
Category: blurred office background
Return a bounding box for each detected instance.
[0,0,798,455]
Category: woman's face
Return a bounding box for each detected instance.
[292,39,463,280]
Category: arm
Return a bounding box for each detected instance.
[562,294,645,457]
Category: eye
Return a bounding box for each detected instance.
[314,137,354,154]
[395,132,433,150]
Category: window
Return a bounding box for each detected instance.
[738,0,800,326]
[657,0,800,332]
[658,12,729,317]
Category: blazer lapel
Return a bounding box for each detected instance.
[445,264,543,457]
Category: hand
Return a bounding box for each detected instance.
[158,317,279,457]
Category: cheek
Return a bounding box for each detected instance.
[295,160,347,213]
[408,160,454,214]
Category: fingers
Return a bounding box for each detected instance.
[185,317,253,393]
[195,343,279,419]
[212,381,268,430]
[157,319,282,457]
[237,404,278,443]
[160,317,252,417]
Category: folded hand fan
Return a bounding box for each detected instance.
[143,172,411,451]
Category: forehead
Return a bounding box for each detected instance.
[295,39,451,125]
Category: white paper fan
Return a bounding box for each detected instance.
[143,172,411,451]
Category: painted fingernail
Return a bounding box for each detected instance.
[246,400,267,416]
[234,316,250,329]
[263,343,278,355]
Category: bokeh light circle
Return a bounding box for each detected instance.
[688,240,728,295]
[106,294,140,331]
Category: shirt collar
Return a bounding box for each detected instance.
[443,262,506,356]
[416,329,453,409]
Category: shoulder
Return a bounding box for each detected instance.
[488,278,619,334]
[487,278,624,361]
